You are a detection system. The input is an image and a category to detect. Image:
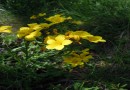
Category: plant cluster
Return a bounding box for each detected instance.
[1,0,130,89]
[0,13,106,68]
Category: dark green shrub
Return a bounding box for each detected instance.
[57,0,130,42]
[1,0,55,16]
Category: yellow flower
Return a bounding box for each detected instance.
[64,57,84,67]
[66,31,93,41]
[30,15,37,19]
[38,13,46,17]
[0,26,12,33]
[73,31,93,39]
[28,23,52,30]
[86,36,106,43]
[17,26,42,41]
[28,23,43,31]
[46,35,72,50]
[66,30,106,43]
[72,51,92,62]
[79,51,93,62]
[25,30,41,41]
[17,27,34,38]
[45,14,72,24]
[39,23,52,29]
[44,36,55,44]
[63,49,93,67]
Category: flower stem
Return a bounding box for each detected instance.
[25,41,29,61]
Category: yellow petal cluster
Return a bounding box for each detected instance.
[66,31,93,41]
[17,25,42,41]
[86,36,106,43]
[45,35,72,50]
[66,30,106,43]
[64,57,84,67]
[0,26,12,33]
[17,27,33,38]
[25,30,41,41]
[17,22,53,41]
[45,14,72,24]
[39,23,52,29]
[63,49,92,67]
[28,23,52,30]
[28,23,43,31]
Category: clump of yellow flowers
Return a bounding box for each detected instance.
[44,30,105,67]
[63,49,93,67]
[1,13,106,68]
[45,30,106,50]
[0,26,12,33]
[17,14,72,41]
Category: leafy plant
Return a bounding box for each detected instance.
[57,0,130,43]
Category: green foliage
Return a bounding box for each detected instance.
[2,0,54,16]
[0,33,66,89]
[57,0,130,42]
[0,33,129,89]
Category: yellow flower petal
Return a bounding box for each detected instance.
[28,23,42,31]
[80,52,89,57]
[55,35,65,42]
[46,44,56,49]
[46,41,59,49]
[25,34,36,41]
[40,23,51,29]
[74,31,93,39]
[0,30,12,33]
[55,45,64,50]
[47,39,56,44]
[17,34,25,38]
[45,14,70,24]
[82,55,93,62]
[87,36,106,43]
[24,31,41,41]
[18,27,33,34]
[62,40,72,45]
[66,31,93,40]
[44,36,55,43]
